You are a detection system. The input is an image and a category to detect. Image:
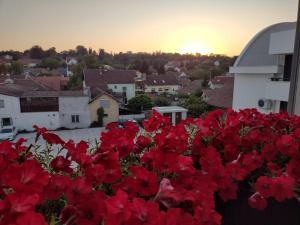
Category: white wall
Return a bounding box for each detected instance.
[269,29,295,54]
[59,96,91,129]
[0,94,61,131]
[232,74,279,113]
[144,85,179,94]
[107,83,136,100]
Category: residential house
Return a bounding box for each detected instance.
[84,69,137,104]
[230,22,295,113]
[0,78,90,131]
[18,58,41,68]
[202,76,234,108]
[89,91,119,126]
[178,79,202,95]
[33,75,69,91]
[66,57,78,65]
[144,73,180,95]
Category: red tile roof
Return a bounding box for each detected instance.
[203,76,234,108]
[33,76,69,91]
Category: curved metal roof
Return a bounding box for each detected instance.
[234,22,296,67]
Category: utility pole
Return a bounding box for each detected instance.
[288,0,300,115]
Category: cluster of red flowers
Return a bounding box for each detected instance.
[1,109,300,225]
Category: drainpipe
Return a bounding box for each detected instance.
[288,0,300,115]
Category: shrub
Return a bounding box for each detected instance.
[1,109,300,224]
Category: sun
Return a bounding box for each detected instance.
[178,43,210,55]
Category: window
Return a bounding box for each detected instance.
[280,101,288,112]
[71,115,80,123]
[0,100,4,108]
[100,99,110,108]
[283,55,293,81]
[158,88,163,92]
[122,86,127,93]
[151,88,156,92]
[2,117,12,127]
[114,85,117,89]
[164,88,169,92]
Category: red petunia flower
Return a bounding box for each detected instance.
[248,192,268,210]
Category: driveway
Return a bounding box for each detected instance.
[15,127,105,147]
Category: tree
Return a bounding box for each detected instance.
[28,45,45,59]
[68,63,85,89]
[202,75,209,88]
[41,58,61,70]
[10,61,23,75]
[82,55,100,68]
[97,107,105,127]
[76,45,88,56]
[45,47,57,58]
[181,95,212,118]
[153,96,171,106]
[128,95,153,113]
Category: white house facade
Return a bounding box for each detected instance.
[0,92,91,132]
[230,22,296,113]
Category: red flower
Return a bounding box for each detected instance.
[65,177,92,204]
[255,176,273,198]
[248,192,268,210]
[16,211,47,225]
[287,159,300,180]
[136,135,151,150]
[6,193,40,213]
[2,160,49,194]
[44,175,70,200]
[50,156,72,173]
[130,166,158,196]
[125,198,160,225]
[105,190,131,225]
[42,132,65,145]
[271,176,295,202]
[276,135,299,157]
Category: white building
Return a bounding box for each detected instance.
[153,106,187,125]
[230,22,296,113]
[144,73,180,95]
[0,85,91,131]
[84,69,137,104]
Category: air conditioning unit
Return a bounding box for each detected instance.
[258,99,273,110]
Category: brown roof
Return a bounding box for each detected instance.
[210,75,230,85]
[145,73,179,86]
[18,58,41,65]
[203,76,234,108]
[33,76,69,91]
[0,76,84,98]
[84,69,137,86]
[178,79,202,95]
[84,69,138,99]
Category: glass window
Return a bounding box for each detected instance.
[122,86,127,92]
[2,117,12,126]
[0,100,4,108]
[100,99,110,108]
[71,115,80,123]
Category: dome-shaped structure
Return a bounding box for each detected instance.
[234,22,296,68]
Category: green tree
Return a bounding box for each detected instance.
[82,55,100,68]
[202,75,209,88]
[153,96,171,106]
[68,63,85,89]
[10,61,23,75]
[28,45,45,59]
[182,95,212,118]
[41,58,61,70]
[128,95,153,113]
[97,107,105,127]
[76,45,88,56]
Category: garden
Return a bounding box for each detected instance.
[1,108,300,225]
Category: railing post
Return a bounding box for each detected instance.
[288,0,300,115]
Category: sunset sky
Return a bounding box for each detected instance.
[0,0,298,56]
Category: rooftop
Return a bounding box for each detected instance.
[153,106,188,113]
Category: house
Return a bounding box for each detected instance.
[89,90,119,126]
[66,57,78,65]
[18,58,41,68]
[202,76,234,108]
[144,73,180,94]
[153,106,188,125]
[230,22,296,113]
[84,69,137,104]
[33,75,69,91]
[178,79,202,95]
[0,78,90,131]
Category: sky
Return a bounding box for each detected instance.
[0,0,298,56]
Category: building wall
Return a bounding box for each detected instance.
[0,94,61,131]
[144,85,179,94]
[59,96,91,129]
[232,73,279,113]
[107,83,136,100]
[89,94,119,126]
